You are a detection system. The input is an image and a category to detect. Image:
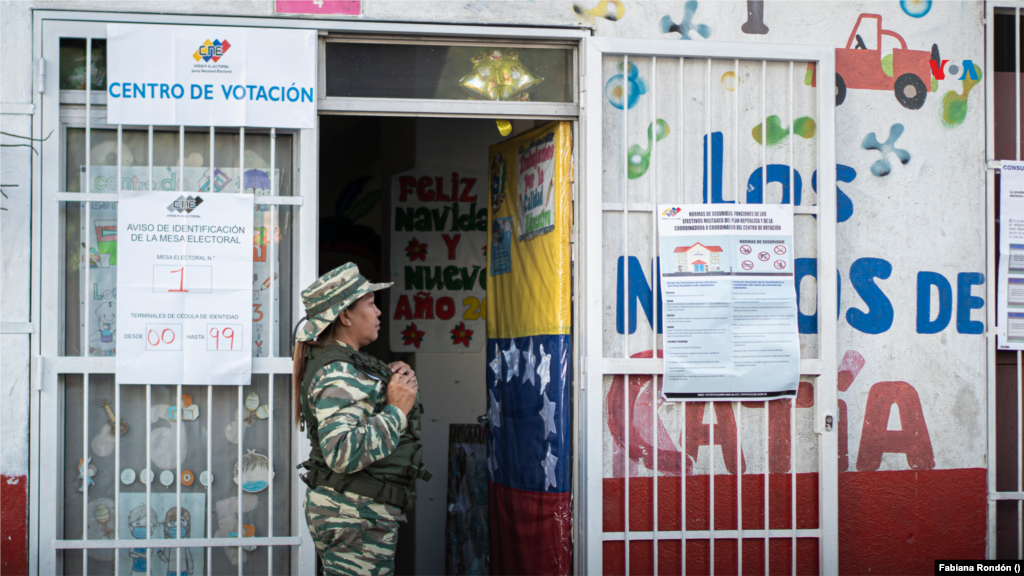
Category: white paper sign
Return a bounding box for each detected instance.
[116,191,254,385]
[390,166,487,353]
[999,161,1024,349]
[107,24,316,128]
[515,131,556,241]
[657,204,800,400]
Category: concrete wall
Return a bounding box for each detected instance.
[0,1,991,574]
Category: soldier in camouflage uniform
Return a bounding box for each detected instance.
[293,263,429,575]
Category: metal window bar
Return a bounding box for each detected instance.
[586,40,836,576]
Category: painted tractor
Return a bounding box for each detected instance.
[835,14,933,110]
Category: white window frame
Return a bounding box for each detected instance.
[29,10,589,576]
[578,37,839,574]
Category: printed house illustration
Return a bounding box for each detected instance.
[675,242,723,273]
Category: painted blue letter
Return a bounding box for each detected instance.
[916,271,952,334]
[746,165,803,205]
[956,272,985,334]
[846,257,893,334]
[616,256,663,334]
[812,164,856,223]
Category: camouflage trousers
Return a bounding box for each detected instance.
[304,485,406,576]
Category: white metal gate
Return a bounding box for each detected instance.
[579,38,838,574]
[32,17,318,574]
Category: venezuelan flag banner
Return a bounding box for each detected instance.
[486,122,572,575]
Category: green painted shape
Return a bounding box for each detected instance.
[881,54,893,78]
[752,115,816,146]
[941,64,982,128]
[804,63,815,86]
[628,119,671,179]
[792,117,816,139]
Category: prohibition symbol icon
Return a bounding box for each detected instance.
[742,260,754,270]
[739,245,752,255]
[758,252,770,261]
[774,245,787,255]
[774,260,787,270]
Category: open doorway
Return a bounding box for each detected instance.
[317,115,547,574]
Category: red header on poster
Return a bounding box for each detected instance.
[275,0,360,15]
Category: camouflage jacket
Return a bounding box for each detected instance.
[306,341,409,478]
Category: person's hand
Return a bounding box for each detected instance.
[386,372,418,415]
[389,361,414,378]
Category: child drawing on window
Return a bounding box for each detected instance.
[157,507,194,576]
[128,505,156,576]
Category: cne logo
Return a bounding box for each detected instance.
[661,207,681,217]
[193,39,231,63]
[168,195,204,214]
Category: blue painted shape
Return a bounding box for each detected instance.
[900,0,932,17]
[660,0,711,40]
[916,271,952,334]
[605,62,647,110]
[846,257,894,334]
[745,164,803,205]
[812,164,857,223]
[702,132,730,204]
[959,59,980,80]
[862,124,910,177]
[794,257,842,334]
[616,256,663,334]
[956,272,985,334]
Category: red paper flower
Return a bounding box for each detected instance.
[401,323,425,348]
[450,322,474,348]
[405,238,428,261]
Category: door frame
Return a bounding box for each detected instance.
[29,9,588,575]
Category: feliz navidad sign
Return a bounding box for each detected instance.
[390,166,487,353]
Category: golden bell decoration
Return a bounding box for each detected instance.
[459,49,544,101]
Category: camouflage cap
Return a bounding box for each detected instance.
[296,263,392,342]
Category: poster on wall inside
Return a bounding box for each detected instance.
[390,166,486,353]
[83,167,281,359]
[999,161,1024,349]
[107,24,316,128]
[657,204,800,400]
[116,191,254,385]
[515,131,557,241]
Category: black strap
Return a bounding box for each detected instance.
[298,461,418,511]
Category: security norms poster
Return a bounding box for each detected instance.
[390,166,486,353]
[116,191,254,385]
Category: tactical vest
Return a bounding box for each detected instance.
[297,344,431,512]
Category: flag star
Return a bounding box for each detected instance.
[541,443,558,491]
[539,392,557,439]
[537,344,552,395]
[503,339,520,382]
[487,393,501,428]
[489,343,502,383]
[522,338,537,386]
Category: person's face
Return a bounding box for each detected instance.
[340,293,381,348]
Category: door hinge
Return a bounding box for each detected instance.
[32,355,44,391]
[38,58,45,94]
